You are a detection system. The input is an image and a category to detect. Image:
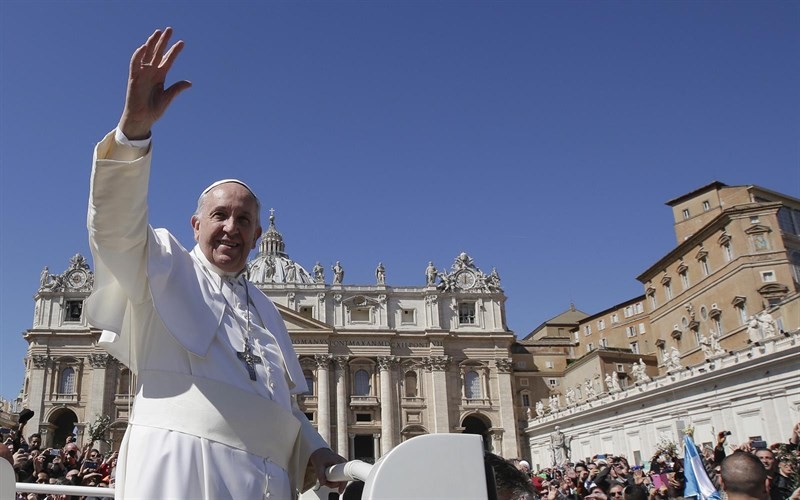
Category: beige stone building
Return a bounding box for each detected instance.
[18,215,521,460]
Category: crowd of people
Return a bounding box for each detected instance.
[502,421,800,500]
[2,410,116,499]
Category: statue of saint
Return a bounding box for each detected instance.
[39,266,50,288]
[757,311,776,337]
[332,261,344,284]
[585,378,596,399]
[747,315,762,344]
[535,400,545,418]
[425,261,437,286]
[313,262,324,283]
[549,426,572,466]
[375,262,386,285]
[285,260,297,283]
[565,386,576,406]
[611,371,622,392]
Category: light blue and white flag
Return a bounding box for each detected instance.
[683,435,720,500]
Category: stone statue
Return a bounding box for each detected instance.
[285,260,297,283]
[565,386,576,406]
[425,261,437,286]
[611,371,621,392]
[548,394,560,412]
[698,333,713,359]
[686,302,695,321]
[668,347,683,370]
[375,262,386,285]
[605,374,615,393]
[535,400,545,418]
[709,330,725,356]
[584,378,596,399]
[757,311,776,337]
[747,315,762,344]
[39,266,50,289]
[313,262,324,283]
[332,261,344,284]
[525,407,532,419]
[549,425,572,466]
[633,358,651,383]
[264,256,276,282]
[485,267,502,291]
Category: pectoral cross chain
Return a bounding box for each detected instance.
[236,340,262,381]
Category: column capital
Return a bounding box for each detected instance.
[314,354,332,369]
[423,355,449,372]
[88,353,114,369]
[333,356,349,371]
[495,358,513,373]
[30,354,50,369]
[377,356,398,371]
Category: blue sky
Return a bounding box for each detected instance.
[1,1,798,400]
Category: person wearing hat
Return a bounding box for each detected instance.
[86,27,346,500]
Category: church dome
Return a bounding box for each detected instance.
[248,210,315,284]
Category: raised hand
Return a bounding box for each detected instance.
[119,27,191,140]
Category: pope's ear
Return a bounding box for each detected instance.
[191,215,200,241]
[252,226,262,249]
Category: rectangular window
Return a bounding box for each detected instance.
[664,283,673,300]
[649,294,658,309]
[713,317,723,336]
[401,308,416,324]
[638,323,646,334]
[516,361,526,369]
[702,200,710,211]
[299,306,314,319]
[351,307,371,323]
[683,209,690,220]
[630,342,640,354]
[355,413,372,422]
[723,243,733,262]
[616,363,625,372]
[545,361,554,369]
[624,306,633,318]
[65,300,83,322]
[635,302,644,314]
[520,378,529,387]
[680,271,690,290]
[761,270,776,282]
[304,412,314,421]
[584,325,592,336]
[737,305,747,325]
[587,343,594,352]
[597,319,605,330]
[458,302,476,324]
[599,338,608,348]
[701,258,710,276]
[626,326,637,337]
[611,313,619,324]
[573,331,580,342]
[548,379,558,387]
[522,394,530,407]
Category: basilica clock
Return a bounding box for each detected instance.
[454,270,477,290]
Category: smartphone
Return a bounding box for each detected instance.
[49,449,60,456]
[652,473,669,489]
[83,461,97,469]
[752,440,767,449]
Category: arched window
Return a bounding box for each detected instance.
[303,370,315,395]
[465,371,481,399]
[354,369,371,396]
[59,367,75,394]
[117,369,131,395]
[404,371,418,398]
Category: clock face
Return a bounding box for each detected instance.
[455,270,476,290]
[67,270,88,288]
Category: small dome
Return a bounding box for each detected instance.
[248,210,315,284]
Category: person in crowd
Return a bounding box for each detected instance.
[85,27,345,499]
[720,452,769,500]
[771,453,797,500]
[486,453,536,500]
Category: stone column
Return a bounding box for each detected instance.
[425,356,451,433]
[348,433,355,459]
[373,433,381,458]
[495,358,520,457]
[314,354,332,445]
[27,354,50,436]
[87,354,114,425]
[378,356,397,456]
[334,356,349,458]
[425,294,440,329]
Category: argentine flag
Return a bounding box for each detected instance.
[683,435,720,500]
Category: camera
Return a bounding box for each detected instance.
[723,431,732,436]
[752,440,767,449]
[49,449,60,457]
[83,461,97,469]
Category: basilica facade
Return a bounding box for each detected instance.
[19,213,520,460]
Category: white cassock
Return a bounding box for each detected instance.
[85,130,327,500]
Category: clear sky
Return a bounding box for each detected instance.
[0,1,798,400]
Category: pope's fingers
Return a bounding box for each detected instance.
[159,40,186,72]
[152,27,174,66]
[141,29,162,66]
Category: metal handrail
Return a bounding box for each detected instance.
[15,483,115,497]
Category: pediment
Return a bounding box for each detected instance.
[744,224,772,235]
[274,303,334,333]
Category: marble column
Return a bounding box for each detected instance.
[426,356,451,433]
[495,358,519,457]
[378,356,396,456]
[87,353,114,426]
[314,354,332,445]
[334,356,349,458]
[373,433,381,458]
[27,354,50,436]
